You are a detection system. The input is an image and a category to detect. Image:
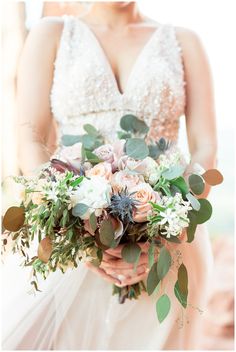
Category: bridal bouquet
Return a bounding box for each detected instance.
[2,114,223,323]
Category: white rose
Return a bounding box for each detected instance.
[70,176,112,219]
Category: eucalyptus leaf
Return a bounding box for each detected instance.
[187,211,197,243]
[89,212,97,232]
[147,261,160,295]
[83,124,99,136]
[72,203,89,218]
[121,243,141,263]
[202,169,223,186]
[120,114,137,132]
[117,131,132,140]
[157,247,172,280]
[61,134,82,146]
[162,165,185,180]
[174,281,187,308]
[99,219,115,247]
[148,144,161,159]
[3,206,25,232]
[85,150,101,165]
[148,241,155,268]
[156,294,171,323]
[135,118,149,134]
[178,263,188,295]
[81,134,97,150]
[188,174,205,195]
[170,177,189,195]
[125,138,149,160]
[186,192,201,211]
[120,114,149,134]
[194,199,213,224]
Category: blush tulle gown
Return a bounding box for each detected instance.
[2,15,213,350]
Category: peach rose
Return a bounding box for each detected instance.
[130,183,160,223]
[60,142,83,169]
[31,192,44,205]
[111,170,144,193]
[85,162,112,181]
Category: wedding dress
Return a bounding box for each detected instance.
[2,15,214,350]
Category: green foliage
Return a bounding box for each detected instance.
[188,174,205,195]
[72,203,89,218]
[193,199,213,224]
[162,165,186,180]
[157,247,172,280]
[120,114,149,135]
[99,219,115,247]
[70,176,84,188]
[174,263,188,308]
[85,150,101,165]
[147,261,159,295]
[170,177,189,196]
[148,241,155,268]
[186,211,197,243]
[125,138,149,160]
[148,138,172,160]
[83,124,100,137]
[61,134,82,146]
[174,281,187,308]
[121,243,141,263]
[156,294,171,323]
[89,212,97,232]
[186,192,200,211]
[178,263,188,295]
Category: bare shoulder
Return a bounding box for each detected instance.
[174,25,207,57]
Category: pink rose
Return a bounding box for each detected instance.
[94,140,126,172]
[118,156,157,175]
[130,183,160,223]
[111,170,144,193]
[93,144,115,164]
[85,162,112,181]
[60,143,83,169]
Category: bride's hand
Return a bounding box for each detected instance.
[102,242,150,287]
[85,242,150,287]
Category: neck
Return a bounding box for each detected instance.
[84,2,143,29]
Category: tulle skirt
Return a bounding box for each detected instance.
[2,224,213,350]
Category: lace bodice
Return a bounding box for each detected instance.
[50,15,186,144]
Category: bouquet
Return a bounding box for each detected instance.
[2,114,223,323]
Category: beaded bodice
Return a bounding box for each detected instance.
[50,15,186,143]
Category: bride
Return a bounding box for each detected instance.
[3,1,217,350]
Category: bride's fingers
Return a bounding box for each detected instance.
[101,253,148,269]
[116,271,148,288]
[105,241,150,259]
[103,264,147,278]
[84,262,121,286]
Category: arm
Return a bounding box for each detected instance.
[17,17,62,175]
[176,27,217,198]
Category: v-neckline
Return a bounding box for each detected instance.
[75,17,163,97]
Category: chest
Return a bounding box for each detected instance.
[50,16,186,125]
[89,27,159,94]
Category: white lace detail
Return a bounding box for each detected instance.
[50,15,186,143]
